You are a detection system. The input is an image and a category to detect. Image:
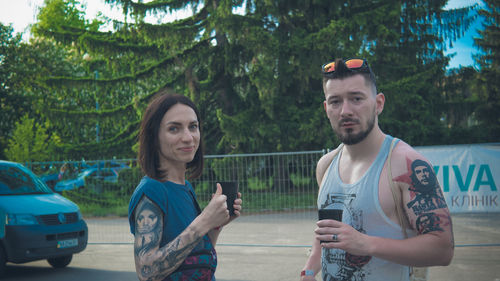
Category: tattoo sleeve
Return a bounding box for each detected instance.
[133,196,204,281]
[394,157,453,236]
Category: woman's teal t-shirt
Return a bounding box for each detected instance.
[129,177,200,244]
[128,176,217,280]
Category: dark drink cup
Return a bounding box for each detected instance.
[318,209,343,243]
[218,181,238,216]
[318,209,343,221]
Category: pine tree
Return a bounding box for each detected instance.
[474,0,500,141]
[373,1,477,145]
[31,0,478,161]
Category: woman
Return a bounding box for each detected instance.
[128,91,242,281]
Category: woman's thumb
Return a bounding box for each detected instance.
[215,183,223,195]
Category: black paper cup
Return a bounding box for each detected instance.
[318,209,343,221]
[318,209,343,243]
[218,181,238,216]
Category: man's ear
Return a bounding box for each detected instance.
[323,100,327,112]
[376,93,385,115]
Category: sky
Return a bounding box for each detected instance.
[0,0,483,69]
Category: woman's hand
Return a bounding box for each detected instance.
[199,184,230,231]
[212,183,243,228]
[206,185,242,244]
[225,190,242,225]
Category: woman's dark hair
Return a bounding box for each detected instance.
[138,89,204,180]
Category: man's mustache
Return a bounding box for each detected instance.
[339,118,360,125]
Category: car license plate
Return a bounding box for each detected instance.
[57,238,78,249]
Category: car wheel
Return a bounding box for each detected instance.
[0,244,6,276]
[47,254,72,268]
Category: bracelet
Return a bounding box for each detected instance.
[300,270,314,276]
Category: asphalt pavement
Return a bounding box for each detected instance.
[2,212,499,281]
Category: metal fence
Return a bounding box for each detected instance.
[27,150,325,216]
[25,151,324,243]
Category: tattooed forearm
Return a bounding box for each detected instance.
[137,230,203,280]
[133,196,204,281]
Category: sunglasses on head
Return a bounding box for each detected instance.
[321,58,369,76]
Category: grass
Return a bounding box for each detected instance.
[79,203,129,217]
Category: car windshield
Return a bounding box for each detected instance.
[0,164,53,195]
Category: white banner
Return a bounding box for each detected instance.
[415,143,500,213]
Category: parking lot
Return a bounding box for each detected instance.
[2,212,499,281]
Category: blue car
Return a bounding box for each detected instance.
[0,160,88,276]
[40,172,60,190]
[54,167,121,192]
[88,161,129,170]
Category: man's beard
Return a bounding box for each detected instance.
[334,110,376,145]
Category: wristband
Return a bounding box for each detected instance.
[300,270,314,277]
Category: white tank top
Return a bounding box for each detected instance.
[317,135,412,281]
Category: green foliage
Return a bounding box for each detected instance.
[379,65,447,145]
[62,185,129,217]
[439,67,486,144]
[35,0,86,29]
[117,166,144,195]
[0,24,30,159]
[3,0,491,166]
[194,181,212,194]
[247,176,273,192]
[210,157,245,181]
[290,173,313,189]
[0,21,90,159]
[32,0,102,40]
[4,115,61,163]
[473,0,500,141]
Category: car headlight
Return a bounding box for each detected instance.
[6,214,39,225]
[77,210,83,221]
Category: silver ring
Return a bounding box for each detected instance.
[332,234,338,242]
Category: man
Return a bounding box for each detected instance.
[300,58,454,281]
